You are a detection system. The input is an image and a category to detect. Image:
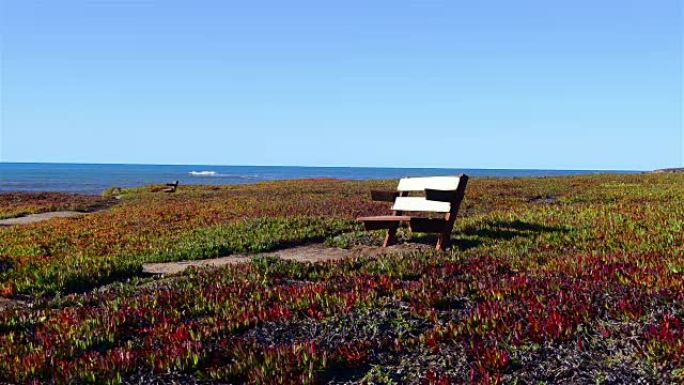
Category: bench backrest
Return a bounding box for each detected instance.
[396,176,463,192]
[391,175,466,213]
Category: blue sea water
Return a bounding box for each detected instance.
[0,162,637,195]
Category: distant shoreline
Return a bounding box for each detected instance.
[652,167,684,174]
[0,160,646,172]
[0,163,641,196]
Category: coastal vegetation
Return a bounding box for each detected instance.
[0,173,682,384]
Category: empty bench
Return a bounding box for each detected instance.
[356,175,469,251]
[162,180,179,193]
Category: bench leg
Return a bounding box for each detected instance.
[383,226,398,247]
[435,215,456,251]
[435,232,449,251]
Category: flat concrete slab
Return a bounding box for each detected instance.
[143,256,253,275]
[0,296,27,310]
[142,243,432,275]
[142,245,351,275]
[0,211,85,226]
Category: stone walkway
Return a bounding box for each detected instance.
[0,297,25,309]
[0,199,118,227]
[143,243,431,275]
[0,211,86,226]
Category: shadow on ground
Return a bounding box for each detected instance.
[410,219,567,251]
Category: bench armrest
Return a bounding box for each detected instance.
[424,189,457,202]
[370,190,400,202]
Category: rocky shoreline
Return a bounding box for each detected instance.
[652,167,684,173]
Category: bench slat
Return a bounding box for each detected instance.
[397,176,461,192]
[357,215,412,222]
[357,215,411,231]
[391,197,451,213]
[370,190,400,202]
[409,217,447,233]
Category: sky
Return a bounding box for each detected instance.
[0,0,682,170]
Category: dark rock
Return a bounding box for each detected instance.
[0,260,13,273]
[528,195,558,204]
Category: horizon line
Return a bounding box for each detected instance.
[0,160,645,172]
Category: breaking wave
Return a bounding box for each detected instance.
[188,171,256,179]
[188,171,219,177]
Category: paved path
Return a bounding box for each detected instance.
[0,199,118,227]
[143,243,430,275]
[0,211,86,226]
[0,297,25,309]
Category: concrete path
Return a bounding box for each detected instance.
[0,211,86,226]
[0,199,118,227]
[0,297,25,309]
[143,243,431,275]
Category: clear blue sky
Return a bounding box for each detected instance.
[1,1,681,170]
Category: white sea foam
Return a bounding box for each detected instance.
[189,171,218,177]
[188,171,258,178]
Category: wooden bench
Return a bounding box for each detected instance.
[162,180,179,193]
[357,175,469,251]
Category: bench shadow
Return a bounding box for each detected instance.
[409,219,566,251]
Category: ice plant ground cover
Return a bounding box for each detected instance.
[0,174,682,384]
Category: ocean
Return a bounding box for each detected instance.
[0,162,636,195]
